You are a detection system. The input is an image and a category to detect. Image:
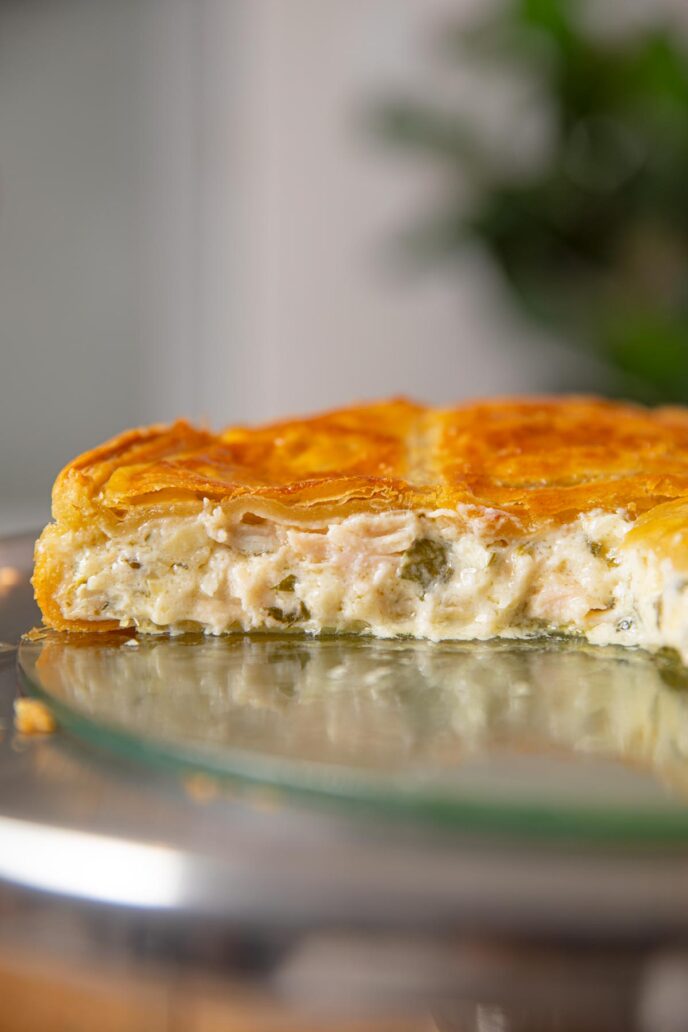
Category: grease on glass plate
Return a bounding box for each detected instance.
[17,632,688,837]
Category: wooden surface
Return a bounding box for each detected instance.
[0,946,438,1032]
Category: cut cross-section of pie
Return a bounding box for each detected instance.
[32,396,688,662]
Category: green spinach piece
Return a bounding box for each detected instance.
[400,537,452,593]
[266,601,311,625]
[274,575,296,592]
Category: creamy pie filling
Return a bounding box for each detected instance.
[41,501,688,660]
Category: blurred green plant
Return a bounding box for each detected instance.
[373,0,688,402]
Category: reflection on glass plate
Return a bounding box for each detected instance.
[18,632,688,838]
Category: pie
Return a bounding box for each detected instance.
[32,396,688,662]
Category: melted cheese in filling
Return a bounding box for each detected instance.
[44,502,688,660]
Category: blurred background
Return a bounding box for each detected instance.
[2,0,688,534]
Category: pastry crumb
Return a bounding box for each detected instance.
[14,698,56,735]
[183,772,220,804]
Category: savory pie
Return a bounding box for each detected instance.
[32,396,688,661]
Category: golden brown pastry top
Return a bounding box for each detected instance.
[47,396,688,532]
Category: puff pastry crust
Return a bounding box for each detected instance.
[33,397,688,654]
[37,396,688,519]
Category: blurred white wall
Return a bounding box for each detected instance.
[227,0,582,423]
[0,0,146,531]
[0,0,580,533]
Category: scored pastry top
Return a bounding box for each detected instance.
[47,396,688,532]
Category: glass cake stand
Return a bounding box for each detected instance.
[6,531,688,1030]
[18,625,688,844]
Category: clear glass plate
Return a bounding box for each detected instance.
[18,631,688,841]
